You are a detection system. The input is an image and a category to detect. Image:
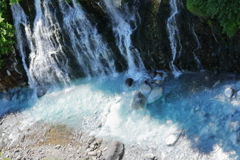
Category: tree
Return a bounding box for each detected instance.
[186,0,240,37]
[0,0,21,69]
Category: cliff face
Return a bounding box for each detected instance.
[132,0,240,73]
[65,0,240,74]
[0,48,27,92]
[1,0,240,91]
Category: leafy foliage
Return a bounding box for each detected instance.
[0,0,21,69]
[186,0,240,37]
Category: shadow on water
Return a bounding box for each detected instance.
[147,71,240,158]
[0,87,35,119]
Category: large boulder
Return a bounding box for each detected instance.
[102,141,124,160]
[131,91,146,109]
[147,87,163,104]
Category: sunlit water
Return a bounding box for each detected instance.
[1,72,240,159]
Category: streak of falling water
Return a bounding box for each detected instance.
[192,26,204,71]
[167,0,182,77]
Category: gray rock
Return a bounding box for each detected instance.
[88,136,96,144]
[36,87,47,98]
[147,87,163,104]
[131,91,146,109]
[88,150,97,156]
[144,153,155,160]
[103,141,124,160]
[124,78,134,88]
[224,87,234,98]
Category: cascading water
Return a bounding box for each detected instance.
[103,0,145,77]
[11,3,36,88]
[167,0,182,77]
[11,0,118,87]
[59,0,117,78]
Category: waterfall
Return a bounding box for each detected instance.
[59,0,117,78]
[11,0,118,87]
[167,0,182,77]
[103,0,145,77]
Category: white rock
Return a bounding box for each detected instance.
[88,150,97,156]
[140,83,151,96]
[224,87,234,98]
[165,131,182,146]
[147,87,163,104]
[55,145,61,149]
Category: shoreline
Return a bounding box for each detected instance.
[0,113,153,160]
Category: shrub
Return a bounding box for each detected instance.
[186,0,240,37]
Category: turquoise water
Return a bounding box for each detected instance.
[1,71,240,159]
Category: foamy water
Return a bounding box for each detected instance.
[1,72,240,159]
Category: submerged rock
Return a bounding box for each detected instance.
[224,87,234,98]
[3,93,11,101]
[102,141,124,160]
[131,91,146,109]
[235,91,240,99]
[147,87,163,104]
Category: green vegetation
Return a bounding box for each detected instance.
[0,0,21,69]
[186,0,240,37]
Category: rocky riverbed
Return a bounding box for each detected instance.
[0,113,160,160]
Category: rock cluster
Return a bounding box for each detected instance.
[224,87,240,99]
[128,71,166,110]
